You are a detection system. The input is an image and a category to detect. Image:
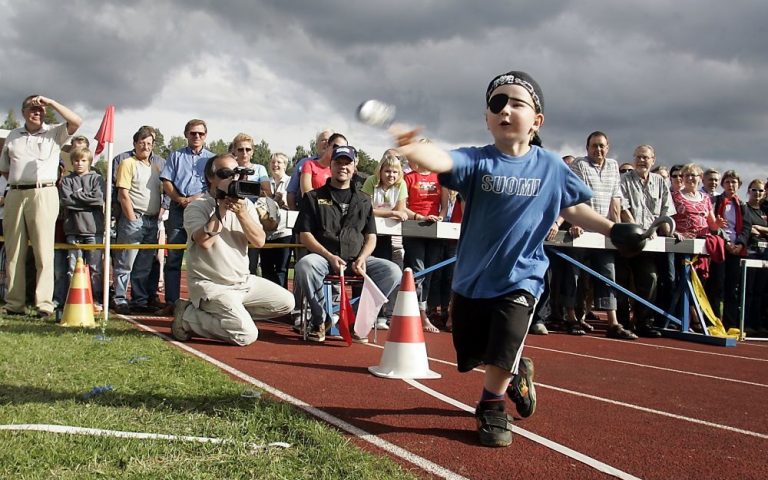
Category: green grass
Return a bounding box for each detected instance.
[0,315,418,479]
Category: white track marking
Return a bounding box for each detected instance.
[126,318,469,480]
[536,383,768,439]
[527,346,768,388]
[404,379,641,480]
[586,335,768,362]
[356,335,768,438]
[0,424,289,449]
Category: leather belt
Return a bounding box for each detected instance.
[9,182,56,190]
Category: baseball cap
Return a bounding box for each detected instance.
[331,145,357,163]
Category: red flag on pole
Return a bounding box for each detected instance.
[337,272,355,346]
[94,105,114,155]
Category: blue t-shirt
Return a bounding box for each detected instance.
[439,144,592,299]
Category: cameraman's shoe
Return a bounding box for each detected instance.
[170,299,192,342]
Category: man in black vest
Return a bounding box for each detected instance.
[294,145,401,342]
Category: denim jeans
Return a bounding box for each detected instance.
[163,203,186,305]
[65,234,104,302]
[113,214,158,306]
[294,253,401,327]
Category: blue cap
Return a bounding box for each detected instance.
[331,145,357,162]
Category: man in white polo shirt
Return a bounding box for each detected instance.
[0,95,81,318]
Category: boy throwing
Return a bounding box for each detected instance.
[393,70,642,447]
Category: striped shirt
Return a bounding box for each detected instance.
[620,171,676,229]
[570,157,625,218]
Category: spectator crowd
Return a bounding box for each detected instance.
[2,94,767,342]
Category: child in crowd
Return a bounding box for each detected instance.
[59,147,105,310]
[393,70,635,447]
[362,149,409,329]
[428,188,462,330]
[403,139,443,333]
[362,149,409,263]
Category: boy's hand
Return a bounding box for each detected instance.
[389,124,421,147]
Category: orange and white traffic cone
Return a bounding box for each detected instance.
[369,268,441,379]
[59,257,97,328]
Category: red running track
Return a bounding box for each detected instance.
[128,309,768,480]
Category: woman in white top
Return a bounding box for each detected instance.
[260,152,293,288]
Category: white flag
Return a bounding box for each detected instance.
[353,273,389,338]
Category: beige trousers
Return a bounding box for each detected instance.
[3,186,59,313]
[182,275,295,346]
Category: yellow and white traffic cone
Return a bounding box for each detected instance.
[59,257,97,328]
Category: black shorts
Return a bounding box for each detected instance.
[450,290,536,373]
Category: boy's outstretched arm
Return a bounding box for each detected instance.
[560,203,614,236]
[392,126,453,173]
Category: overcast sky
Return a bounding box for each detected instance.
[1,0,766,185]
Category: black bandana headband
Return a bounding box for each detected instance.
[486,71,544,114]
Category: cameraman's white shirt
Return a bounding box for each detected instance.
[183,194,259,306]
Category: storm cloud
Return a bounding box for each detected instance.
[1,0,766,181]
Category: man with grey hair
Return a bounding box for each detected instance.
[618,144,675,336]
[0,95,82,317]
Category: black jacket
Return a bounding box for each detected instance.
[295,181,375,261]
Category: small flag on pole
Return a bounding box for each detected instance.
[94,105,114,155]
[354,274,388,338]
[337,272,355,346]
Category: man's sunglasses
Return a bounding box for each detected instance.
[188,131,206,137]
[236,147,252,153]
[750,188,765,193]
[487,93,535,114]
[619,168,633,174]
[214,168,237,179]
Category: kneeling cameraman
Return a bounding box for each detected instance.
[170,153,294,345]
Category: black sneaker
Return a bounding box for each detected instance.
[507,357,537,418]
[475,402,513,447]
[635,323,662,338]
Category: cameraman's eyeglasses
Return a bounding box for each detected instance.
[214,168,236,179]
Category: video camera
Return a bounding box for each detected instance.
[215,166,261,199]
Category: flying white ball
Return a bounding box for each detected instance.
[356,100,396,128]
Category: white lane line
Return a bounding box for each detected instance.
[404,379,641,480]
[527,346,768,388]
[0,424,289,449]
[536,383,768,440]
[586,335,768,362]
[126,318,469,480]
[363,340,768,439]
